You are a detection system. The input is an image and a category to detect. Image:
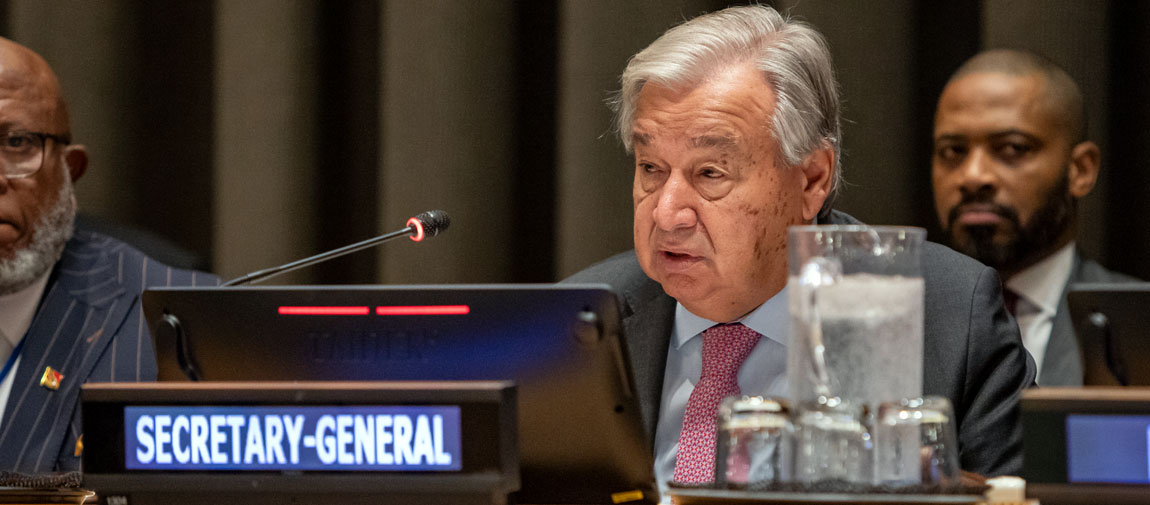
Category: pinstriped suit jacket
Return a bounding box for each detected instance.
[0,230,217,472]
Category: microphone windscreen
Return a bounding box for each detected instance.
[414,210,451,237]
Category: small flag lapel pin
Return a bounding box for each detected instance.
[40,366,63,390]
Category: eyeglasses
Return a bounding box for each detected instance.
[0,131,71,179]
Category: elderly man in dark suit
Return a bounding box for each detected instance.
[0,37,215,472]
[932,49,1139,386]
[565,5,1033,492]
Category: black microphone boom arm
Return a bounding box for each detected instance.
[221,210,450,287]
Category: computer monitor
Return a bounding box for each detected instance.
[1021,387,1150,505]
[137,284,656,504]
[1067,282,1150,385]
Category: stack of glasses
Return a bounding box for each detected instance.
[714,395,961,491]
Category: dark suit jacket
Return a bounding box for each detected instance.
[0,230,217,472]
[1038,255,1139,386]
[564,211,1035,477]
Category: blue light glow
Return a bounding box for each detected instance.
[124,405,462,472]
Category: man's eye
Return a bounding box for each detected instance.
[4,134,29,149]
[699,168,724,179]
[935,145,965,161]
[998,143,1031,159]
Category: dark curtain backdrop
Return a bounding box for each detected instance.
[3,0,1147,283]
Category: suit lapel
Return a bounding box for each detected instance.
[1040,253,1085,386]
[0,236,133,472]
[620,278,675,441]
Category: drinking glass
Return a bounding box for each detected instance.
[793,396,872,485]
[714,396,793,487]
[873,396,960,487]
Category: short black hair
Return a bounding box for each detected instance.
[948,49,1087,143]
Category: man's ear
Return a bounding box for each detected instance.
[800,142,834,221]
[1067,140,1100,199]
[62,144,88,182]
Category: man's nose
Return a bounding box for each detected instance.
[652,172,698,231]
[957,148,998,195]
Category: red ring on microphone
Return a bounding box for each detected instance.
[406,217,425,242]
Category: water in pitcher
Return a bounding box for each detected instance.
[788,273,924,406]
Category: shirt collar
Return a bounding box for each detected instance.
[1006,242,1076,316]
[672,286,789,349]
[0,269,53,347]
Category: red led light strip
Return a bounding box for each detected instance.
[376,305,470,316]
[279,306,371,316]
[278,305,471,316]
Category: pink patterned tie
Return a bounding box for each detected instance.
[673,323,762,483]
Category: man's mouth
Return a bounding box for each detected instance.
[953,204,1008,227]
[0,219,19,241]
[657,248,704,272]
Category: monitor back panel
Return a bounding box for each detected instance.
[1068,283,1150,386]
[142,285,655,503]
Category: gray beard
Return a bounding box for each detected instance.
[0,179,76,295]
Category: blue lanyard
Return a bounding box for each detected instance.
[0,337,26,384]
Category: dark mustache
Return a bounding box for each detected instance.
[947,195,1020,227]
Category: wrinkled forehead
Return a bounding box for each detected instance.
[0,44,67,133]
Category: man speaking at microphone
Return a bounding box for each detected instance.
[565,4,1033,491]
[0,37,215,472]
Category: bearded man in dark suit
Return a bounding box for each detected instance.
[0,37,215,472]
[565,5,1034,493]
[932,49,1139,386]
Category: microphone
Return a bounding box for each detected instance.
[221,210,451,287]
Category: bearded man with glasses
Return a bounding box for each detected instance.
[0,37,216,473]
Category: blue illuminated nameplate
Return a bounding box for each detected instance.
[1066,414,1150,484]
[125,405,461,471]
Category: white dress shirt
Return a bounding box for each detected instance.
[1005,242,1076,384]
[653,288,789,500]
[0,271,52,427]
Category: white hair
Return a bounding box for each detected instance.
[612,4,842,215]
[0,167,76,295]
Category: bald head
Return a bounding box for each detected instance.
[947,49,1086,143]
[0,37,71,138]
[0,37,87,294]
[932,48,1102,277]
